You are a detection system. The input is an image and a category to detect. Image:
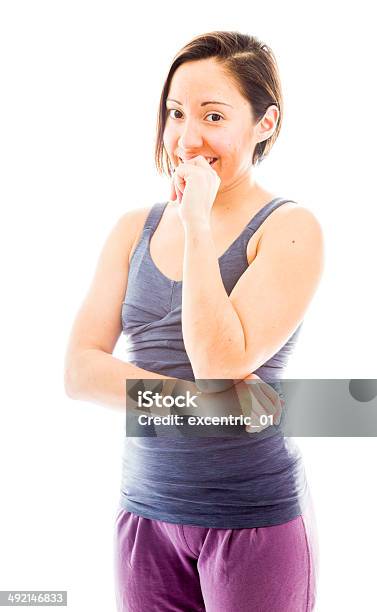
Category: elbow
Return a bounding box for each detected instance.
[188,332,250,380]
[64,365,79,399]
[64,353,84,399]
[193,351,249,381]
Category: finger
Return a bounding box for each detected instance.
[246,381,278,414]
[257,383,284,423]
[172,166,186,202]
[185,155,211,168]
[170,175,177,202]
[246,400,273,433]
[234,381,254,418]
[247,382,274,412]
[245,408,266,433]
[259,382,282,407]
[251,383,283,425]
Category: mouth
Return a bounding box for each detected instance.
[178,156,218,166]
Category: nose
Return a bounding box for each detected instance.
[177,118,204,150]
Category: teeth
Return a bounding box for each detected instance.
[179,157,217,164]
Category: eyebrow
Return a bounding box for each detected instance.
[166,98,233,108]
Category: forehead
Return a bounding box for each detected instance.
[169,58,243,105]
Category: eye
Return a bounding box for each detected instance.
[167,109,183,120]
[166,109,224,122]
[206,113,223,122]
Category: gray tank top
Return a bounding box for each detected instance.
[118,197,309,528]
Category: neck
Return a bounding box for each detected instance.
[211,168,260,214]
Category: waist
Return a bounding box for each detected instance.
[119,435,308,528]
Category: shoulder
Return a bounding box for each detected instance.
[116,204,155,230]
[256,202,325,278]
[259,202,324,251]
[115,203,165,263]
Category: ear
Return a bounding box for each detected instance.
[256,104,279,143]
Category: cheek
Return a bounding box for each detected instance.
[163,123,174,144]
[163,129,179,158]
[162,131,170,150]
[216,142,236,163]
[226,138,242,153]
[211,135,229,153]
[223,141,249,164]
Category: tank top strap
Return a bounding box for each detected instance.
[247,197,298,233]
[140,198,296,248]
[143,201,168,233]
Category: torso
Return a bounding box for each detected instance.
[128,188,297,282]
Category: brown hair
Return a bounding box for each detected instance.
[155,30,284,178]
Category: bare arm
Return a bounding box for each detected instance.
[182,205,324,379]
[64,209,179,413]
[64,209,243,414]
[65,348,177,411]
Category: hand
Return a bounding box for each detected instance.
[170,155,221,226]
[125,376,283,435]
[235,374,283,433]
[181,375,283,435]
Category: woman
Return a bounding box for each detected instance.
[65,31,324,611]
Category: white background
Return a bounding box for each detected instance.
[1,1,376,610]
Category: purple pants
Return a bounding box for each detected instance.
[113,497,319,611]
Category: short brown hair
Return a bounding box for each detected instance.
[155,30,284,178]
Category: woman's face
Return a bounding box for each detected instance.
[163,58,267,187]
